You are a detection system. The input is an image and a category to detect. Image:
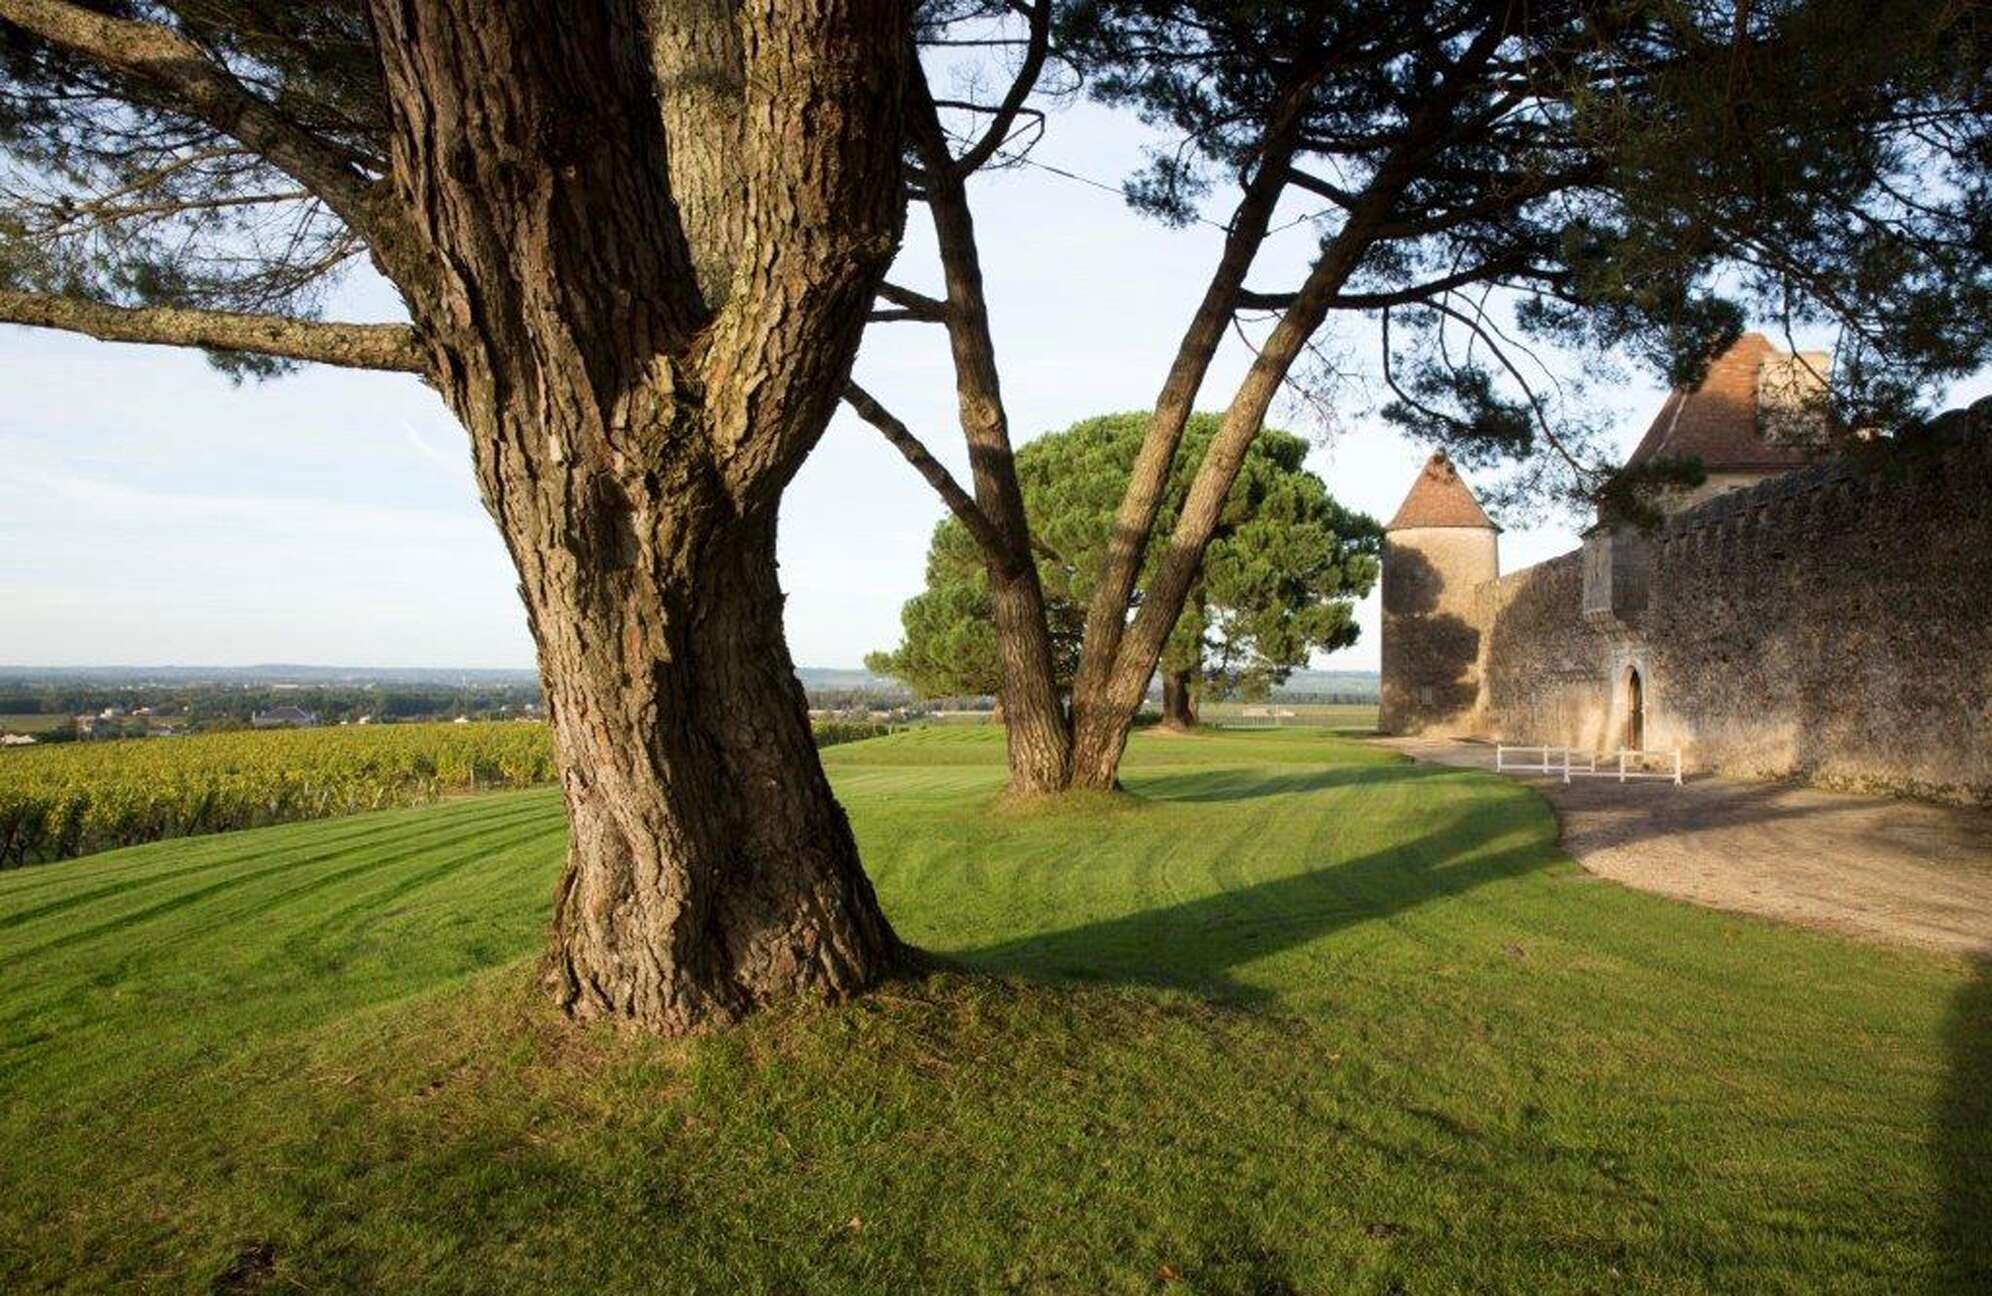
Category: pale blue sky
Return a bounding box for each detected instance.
[2,99,1983,672]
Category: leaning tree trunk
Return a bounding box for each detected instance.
[365,0,913,1032]
[1159,670,1199,731]
[911,68,1071,795]
[1065,103,1310,786]
[1067,150,1397,791]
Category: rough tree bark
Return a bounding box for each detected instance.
[361,0,912,1031]
[0,0,910,1032]
[536,509,897,1028]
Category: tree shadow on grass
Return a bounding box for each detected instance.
[1938,959,1991,1293]
[955,801,1553,1006]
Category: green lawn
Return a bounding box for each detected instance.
[1,727,1985,1294]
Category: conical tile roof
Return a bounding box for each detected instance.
[1624,332,1818,473]
[1385,452,1497,531]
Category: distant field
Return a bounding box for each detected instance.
[1,726,1981,1292]
[1197,700,1378,731]
[0,714,69,735]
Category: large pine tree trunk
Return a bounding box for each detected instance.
[1064,72,1420,792]
[364,0,912,1032]
[1067,146,1398,791]
[1064,110,1310,790]
[534,505,898,1031]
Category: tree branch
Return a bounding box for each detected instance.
[842,381,1018,575]
[1092,14,1522,702]
[875,281,948,321]
[1286,166,1360,209]
[0,0,378,231]
[0,289,424,372]
[1417,295,1588,480]
[947,0,1051,178]
[1238,255,1533,311]
[1366,165,1600,241]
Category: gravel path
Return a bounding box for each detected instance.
[1371,736,1992,958]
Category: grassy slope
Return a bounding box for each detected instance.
[1,727,1985,1295]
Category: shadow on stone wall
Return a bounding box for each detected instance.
[1382,543,1436,614]
[1383,547,1481,727]
[1396,612,1482,720]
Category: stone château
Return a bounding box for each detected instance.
[1379,333,1991,804]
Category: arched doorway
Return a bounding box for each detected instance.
[1624,667,1645,751]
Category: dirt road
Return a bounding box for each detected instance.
[1372,736,1992,958]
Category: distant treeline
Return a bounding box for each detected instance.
[0,683,544,737]
[1,681,942,734]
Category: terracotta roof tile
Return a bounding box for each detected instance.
[1386,452,1497,531]
[1623,332,1816,473]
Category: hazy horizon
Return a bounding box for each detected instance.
[0,661,1384,688]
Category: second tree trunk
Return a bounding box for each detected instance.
[1159,670,1199,731]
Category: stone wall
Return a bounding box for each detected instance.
[1475,553,1621,751]
[1642,433,1992,804]
[1467,427,1992,804]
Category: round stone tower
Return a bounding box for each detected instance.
[1379,452,1499,736]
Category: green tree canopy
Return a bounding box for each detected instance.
[867,413,1380,706]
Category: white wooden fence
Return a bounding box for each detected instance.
[1495,744,1683,785]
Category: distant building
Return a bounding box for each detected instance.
[1378,333,1992,802]
[0,733,37,747]
[250,706,320,729]
[74,715,120,740]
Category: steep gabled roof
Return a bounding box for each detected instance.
[1386,452,1498,531]
[1623,332,1818,473]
